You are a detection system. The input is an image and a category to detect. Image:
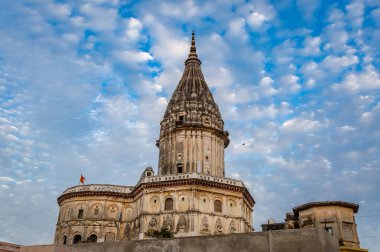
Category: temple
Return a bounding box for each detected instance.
[54,32,254,244]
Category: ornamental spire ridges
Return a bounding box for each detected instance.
[157,32,230,176]
[185,30,201,65]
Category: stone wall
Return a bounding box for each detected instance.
[71,228,339,252]
[55,176,253,244]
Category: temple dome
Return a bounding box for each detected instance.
[160,31,226,137]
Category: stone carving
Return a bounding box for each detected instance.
[215,218,223,234]
[108,205,118,219]
[149,217,157,230]
[163,216,172,230]
[177,215,187,232]
[229,220,236,233]
[201,216,209,232]
[105,232,115,241]
[124,223,131,240]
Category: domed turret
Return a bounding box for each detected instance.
[157,32,230,176]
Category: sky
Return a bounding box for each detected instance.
[0,0,379,250]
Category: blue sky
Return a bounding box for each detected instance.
[0,0,379,250]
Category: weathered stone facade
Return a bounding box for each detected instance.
[292,201,363,249]
[261,201,368,252]
[54,32,254,245]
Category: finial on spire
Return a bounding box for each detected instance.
[186,30,200,64]
[191,30,196,52]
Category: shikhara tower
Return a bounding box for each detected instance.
[158,31,230,177]
[54,32,254,244]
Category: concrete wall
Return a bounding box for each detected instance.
[71,228,339,252]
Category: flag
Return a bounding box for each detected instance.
[80,174,85,185]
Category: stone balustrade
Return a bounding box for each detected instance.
[139,172,244,187]
[62,184,134,195]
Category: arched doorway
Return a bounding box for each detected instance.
[165,198,174,211]
[87,234,97,243]
[177,163,183,174]
[62,235,67,245]
[73,234,82,244]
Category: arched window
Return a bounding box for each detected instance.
[77,209,84,219]
[177,163,183,174]
[87,234,97,243]
[94,206,99,216]
[165,198,173,211]
[214,200,222,213]
[62,235,67,245]
[73,234,81,244]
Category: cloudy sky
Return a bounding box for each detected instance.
[0,0,379,250]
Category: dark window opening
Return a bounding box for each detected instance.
[182,197,185,201]
[87,234,97,243]
[78,209,84,219]
[165,198,173,211]
[146,172,151,176]
[62,235,67,245]
[203,199,206,203]
[154,199,157,203]
[214,200,222,213]
[94,208,99,216]
[73,234,82,244]
[205,156,209,161]
[325,227,333,235]
[177,163,183,174]
[176,115,184,126]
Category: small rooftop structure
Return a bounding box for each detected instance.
[293,201,359,216]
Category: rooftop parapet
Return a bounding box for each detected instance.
[62,184,134,195]
[138,172,244,187]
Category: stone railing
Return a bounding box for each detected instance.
[62,184,134,195]
[61,175,245,196]
[140,172,244,187]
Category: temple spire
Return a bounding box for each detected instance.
[185,30,201,64]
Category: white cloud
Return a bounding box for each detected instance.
[333,67,380,92]
[346,2,365,28]
[337,125,356,133]
[301,36,321,56]
[371,8,380,26]
[0,177,16,183]
[321,55,359,73]
[143,14,188,69]
[44,2,72,20]
[272,40,295,64]
[258,76,277,96]
[79,3,118,32]
[246,12,267,29]
[205,66,233,88]
[159,1,199,20]
[123,17,143,41]
[280,75,301,93]
[115,50,153,64]
[93,95,138,124]
[282,118,323,132]
[227,18,247,39]
[296,0,320,21]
